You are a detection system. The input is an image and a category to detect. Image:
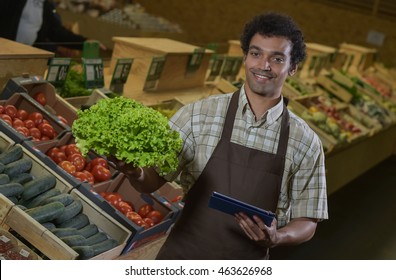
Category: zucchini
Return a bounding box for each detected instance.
[0,182,24,197]
[92,239,118,255]
[72,246,95,260]
[54,200,83,224]
[60,235,87,247]
[77,224,99,238]
[21,174,56,201]
[3,158,33,178]
[25,201,65,223]
[0,145,23,165]
[42,222,56,230]
[10,173,34,184]
[51,227,80,238]
[0,162,4,173]
[7,196,19,204]
[85,232,108,246]
[57,213,90,229]
[0,174,10,184]
[16,204,27,211]
[24,188,62,209]
[42,193,74,207]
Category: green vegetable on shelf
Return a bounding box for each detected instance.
[72,97,182,175]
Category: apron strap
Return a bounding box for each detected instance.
[276,101,290,156]
[220,89,240,141]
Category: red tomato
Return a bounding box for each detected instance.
[145,210,164,225]
[41,135,50,141]
[65,144,81,157]
[52,151,67,164]
[106,193,123,203]
[46,147,61,158]
[1,114,12,123]
[171,195,183,203]
[12,118,24,128]
[4,105,17,119]
[15,126,30,137]
[74,171,88,182]
[39,123,55,138]
[84,162,93,172]
[90,157,109,169]
[29,127,42,139]
[58,160,76,176]
[116,201,134,215]
[98,191,109,198]
[91,165,111,182]
[33,92,47,106]
[59,145,68,153]
[82,170,95,185]
[143,217,155,228]
[137,204,154,218]
[16,109,28,121]
[57,115,68,125]
[125,211,144,225]
[23,119,35,129]
[67,153,86,171]
[107,196,120,207]
[28,112,43,126]
[0,105,4,114]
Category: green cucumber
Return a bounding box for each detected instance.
[21,174,57,201]
[41,193,74,207]
[0,183,24,197]
[57,213,90,229]
[54,200,83,224]
[0,145,23,165]
[7,196,19,204]
[0,162,4,173]
[77,224,99,238]
[60,235,87,247]
[10,173,34,184]
[16,204,27,211]
[51,227,80,238]
[25,201,65,223]
[42,222,56,230]
[85,232,108,246]
[0,174,10,184]
[24,188,62,209]
[72,246,95,260]
[91,239,118,256]
[3,158,33,178]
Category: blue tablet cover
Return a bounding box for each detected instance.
[208,191,275,226]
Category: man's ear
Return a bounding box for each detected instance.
[288,64,298,76]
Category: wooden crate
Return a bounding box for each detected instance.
[65,88,109,110]
[110,37,214,94]
[339,43,377,73]
[0,38,54,90]
[316,75,353,103]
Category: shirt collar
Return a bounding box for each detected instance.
[238,85,285,126]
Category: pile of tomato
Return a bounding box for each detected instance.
[99,191,164,230]
[46,144,112,184]
[0,104,61,141]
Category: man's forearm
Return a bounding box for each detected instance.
[275,218,318,247]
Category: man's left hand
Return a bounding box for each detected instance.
[235,212,278,248]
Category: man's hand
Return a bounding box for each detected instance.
[235,212,279,248]
[106,155,142,180]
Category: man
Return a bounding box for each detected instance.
[115,12,328,259]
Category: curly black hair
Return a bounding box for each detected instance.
[240,12,306,66]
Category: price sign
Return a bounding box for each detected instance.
[206,55,225,81]
[221,56,243,81]
[45,58,71,89]
[82,58,104,89]
[110,58,133,94]
[186,48,205,76]
[143,56,166,91]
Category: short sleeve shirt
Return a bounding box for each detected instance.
[164,86,328,227]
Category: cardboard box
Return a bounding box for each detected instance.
[1,76,78,126]
[0,92,71,143]
[77,173,180,254]
[110,37,214,94]
[0,38,54,90]
[64,88,109,110]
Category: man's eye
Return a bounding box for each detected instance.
[249,51,260,57]
[271,57,285,63]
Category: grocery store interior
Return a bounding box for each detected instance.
[1,0,396,260]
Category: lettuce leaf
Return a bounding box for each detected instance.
[72,97,182,175]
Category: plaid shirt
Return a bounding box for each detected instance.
[164,86,328,227]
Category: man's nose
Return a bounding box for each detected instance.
[259,58,271,71]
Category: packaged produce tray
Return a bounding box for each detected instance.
[77,173,180,254]
[0,75,78,127]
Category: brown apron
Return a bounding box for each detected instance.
[156,90,290,260]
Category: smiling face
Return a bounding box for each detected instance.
[244,33,297,100]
